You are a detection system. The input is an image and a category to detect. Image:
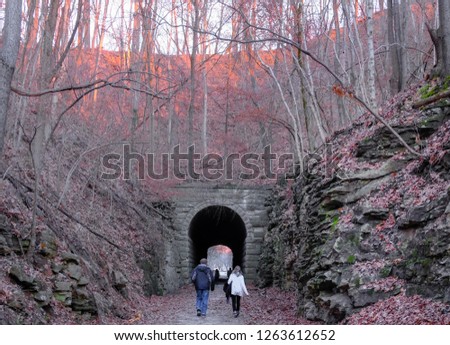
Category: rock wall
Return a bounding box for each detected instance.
[258,102,450,323]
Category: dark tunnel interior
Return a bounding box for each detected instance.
[189,205,247,272]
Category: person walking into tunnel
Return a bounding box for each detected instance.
[191,258,214,317]
[227,265,249,317]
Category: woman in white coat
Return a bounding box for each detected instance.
[227,265,249,317]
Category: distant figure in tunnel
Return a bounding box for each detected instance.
[227,265,249,317]
[191,258,215,317]
[214,269,220,283]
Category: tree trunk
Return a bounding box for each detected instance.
[54,0,71,54]
[439,0,450,76]
[15,0,39,151]
[201,0,209,154]
[188,0,200,156]
[32,0,60,173]
[142,0,158,152]
[202,67,208,154]
[332,0,348,127]
[120,0,126,67]
[92,0,102,49]
[341,1,357,89]
[130,0,142,150]
[399,0,408,87]
[427,0,450,78]
[387,0,402,93]
[93,0,109,103]
[290,0,311,150]
[366,0,377,111]
[0,0,22,159]
[19,0,38,71]
[83,0,91,49]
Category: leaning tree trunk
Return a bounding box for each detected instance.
[0,0,22,160]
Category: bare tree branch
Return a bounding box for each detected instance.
[195,2,423,158]
[11,71,174,98]
[51,0,83,79]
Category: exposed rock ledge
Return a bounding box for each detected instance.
[258,105,450,323]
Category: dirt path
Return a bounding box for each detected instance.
[143,283,246,325]
[141,283,312,325]
[172,285,245,325]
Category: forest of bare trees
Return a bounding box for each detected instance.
[0,0,449,187]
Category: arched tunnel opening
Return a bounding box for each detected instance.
[189,205,247,274]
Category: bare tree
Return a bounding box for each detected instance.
[441,0,450,76]
[19,0,39,71]
[0,0,22,159]
[130,0,142,150]
[429,0,450,77]
[92,0,110,103]
[332,0,349,126]
[13,0,39,151]
[187,0,201,155]
[208,1,421,157]
[257,51,303,170]
[200,0,209,154]
[366,0,377,111]
[387,0,407,93]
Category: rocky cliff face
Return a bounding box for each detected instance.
[258,86,450,323]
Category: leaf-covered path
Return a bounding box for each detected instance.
[139,283,314,325]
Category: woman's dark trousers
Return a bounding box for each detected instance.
[231,294,241,313]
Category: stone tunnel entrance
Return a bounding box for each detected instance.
[188,206,247,273]
[170,183,270,289]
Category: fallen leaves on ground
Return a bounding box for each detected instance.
[343,293,450,325]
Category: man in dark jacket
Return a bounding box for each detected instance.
[191,258,214,317]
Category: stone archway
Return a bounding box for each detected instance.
[170,183,270,287]
[188,205,247,273]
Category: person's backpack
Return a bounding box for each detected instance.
[192,267,213,290]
